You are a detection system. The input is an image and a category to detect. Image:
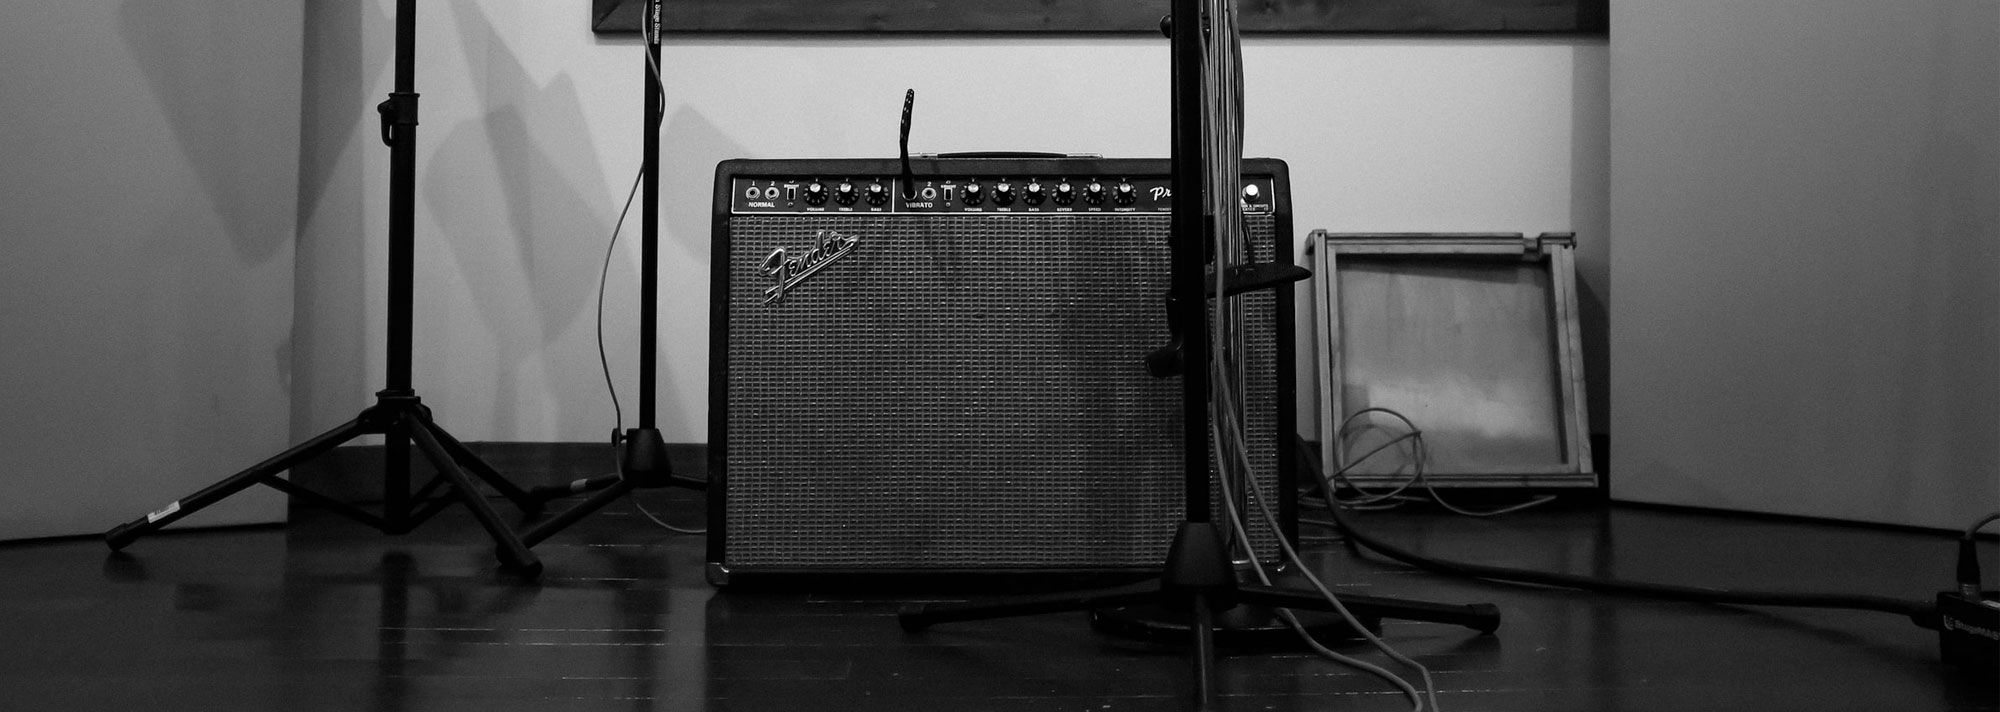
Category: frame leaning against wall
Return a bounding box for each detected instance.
[590,0,1608,34]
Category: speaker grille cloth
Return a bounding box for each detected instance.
[723,214,1283,571]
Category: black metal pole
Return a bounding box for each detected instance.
[1167,5,1224,705]
[386,0,417,394]
[638,0,662,432]
[382,0,421,526]
[1170,0,1209,522]
[613,0,675,490]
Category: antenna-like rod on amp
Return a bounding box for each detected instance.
[899,89,917,199]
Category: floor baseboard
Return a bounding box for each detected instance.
[287,441,708,504]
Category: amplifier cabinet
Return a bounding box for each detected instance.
[708,157,1297,587]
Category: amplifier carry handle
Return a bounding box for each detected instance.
[920,151,1102,159]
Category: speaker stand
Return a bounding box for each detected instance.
[104,0,542,578]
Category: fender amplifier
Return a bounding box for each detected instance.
[708,156,1296,587]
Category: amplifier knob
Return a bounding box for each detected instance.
[834,182,859,206]
[1083,181,1106,205]
[1241,183,1263,204]
[1114,182,1138,206]
[1022,181,1046,206]
[865,182,890,206]
[961,183,984,206]
[992,182,1015,206]
[803,182,829,206]
[1052,181,1076,205]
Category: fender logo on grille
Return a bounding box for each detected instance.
[762,230,860,304]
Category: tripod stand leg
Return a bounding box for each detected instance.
[897,581,1160,631]
[106,418,370,551]
[422,420,540,513]
[519,476,637,548]
[1190,593,1219,711]
[510,429,709,548]
[406,419,541,578]
[1236,584,1501,634]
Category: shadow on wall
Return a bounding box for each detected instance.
[660,106,730,274]
[71,0,299,528]
[296,0,389,241]
[419,3,619,436]
[117,0,295,266]
[654,105,748,421]
[289,0,390,437]
[114,0,304,435]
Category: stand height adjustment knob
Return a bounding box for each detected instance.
[803,182,829,206]
[834,182,859,206]
[1053,181,1076,205]
[1114,183,1138,206]
[1083,181,1107,205]
[992,182,1015,206]
[1022,181,1046,206]
[865,182,890,206]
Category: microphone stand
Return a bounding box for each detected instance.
[895,2,1499,707]
[515,0,703,548]
[104,0,543,578]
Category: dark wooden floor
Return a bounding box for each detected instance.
[3,488,1994,712]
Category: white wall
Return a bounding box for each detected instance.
[0,3,301,539]
[1610,0,1999,528]
[296,2,1609,453]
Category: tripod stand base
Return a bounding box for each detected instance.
[899,522,1498,710]
[1090,603,1373,648]
[516,427,706,548]
[103,390,545,579]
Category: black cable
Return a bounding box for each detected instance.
[597,15,675,441]
[1298,440,1943,630]
[1958,512,1998,596]
[1329,408,1556,516]
[1967,513,2000,539]
[595,166,643,437]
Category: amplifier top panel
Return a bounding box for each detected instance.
[716,157,1288,217]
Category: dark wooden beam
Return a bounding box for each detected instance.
[592,0,1608,35]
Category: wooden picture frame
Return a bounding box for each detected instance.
[591,0,1607,34]
[1306,232,1598,490]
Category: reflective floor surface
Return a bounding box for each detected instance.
[2,488,1994,711]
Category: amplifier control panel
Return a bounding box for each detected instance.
[730,174,1278,216]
